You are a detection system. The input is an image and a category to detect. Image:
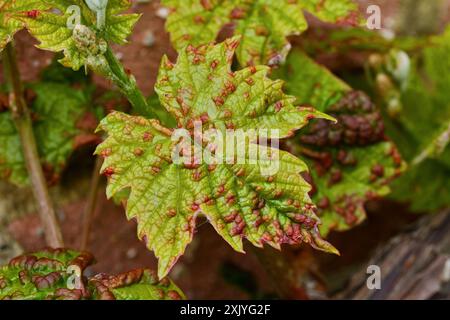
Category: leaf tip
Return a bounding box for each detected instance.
[310,231,340,256]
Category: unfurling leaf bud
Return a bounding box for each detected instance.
[72,24,106,56]
[386,49,410,88]
[72,24,108,74]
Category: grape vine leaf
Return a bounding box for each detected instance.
[298,26,426,60]
[147,93,177,128]
[18,0,140,70]
[375,28,450,212]
[273,51,405,235]
[95,37,338,279]
[162,0,360,66]
[0,0,50,50]
[0,248,94,300]
[0,81,96,186]
[0,248,184,300]
[89,268,185,300]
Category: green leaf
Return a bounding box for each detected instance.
[298,27,426,58]
[104,0,141,44]
[0,248,94,300]
[0,81,93,186]
[155,37,334,137]
[96,38,338,279]
[19,0,140,70]
[147,94,177,128]
[0,249,184,300]
[301,0,359,23]
[23,10,87,70]
[89,268,185,300]
[162,0,359,66]
[274,51,405,235]
[372,28,450,212]
[0,0,50,50]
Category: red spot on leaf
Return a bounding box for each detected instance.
[26,10,39,19]
[230,7,246,19]
[200,0,213,10]
[210,59,219,69]
[274,101,283,112]
[193,15,205,24]
[213,96,224,106]
[191,202,200,211]
[143,131,153,142]
[103,167,115,177]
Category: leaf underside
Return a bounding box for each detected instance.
[162,0,359,66]
[96,38,338,279]
[274,51,404,235]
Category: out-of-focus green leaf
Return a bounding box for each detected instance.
[299,27,427,58]
[274,51,405,235]
[0,248,184,300]
[162,0,360,66]
[0,81,95,186]
[0,248,93,300]
[89,268,185,300]
[371,28,450,212]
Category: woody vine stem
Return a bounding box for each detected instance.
[2,42,64,248]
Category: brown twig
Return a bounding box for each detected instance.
[80,155,103,250]
[2,42,63,248]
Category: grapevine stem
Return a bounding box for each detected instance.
[2,42,64,248]
[80,155,103,250]
[103,47,160,120]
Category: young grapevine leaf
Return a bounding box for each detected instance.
[0,248,94,300]
[0,81,96,185]
[371,28,450,212]
[89,268,184,300]
[0,0,50,50]
[18,0,140,70]
[162,0,359,66]
[147,94,177,128]
[0,248,184,300]
[273,51,405,235]
[96,38,338,279]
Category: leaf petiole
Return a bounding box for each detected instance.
[103,46,161,120]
